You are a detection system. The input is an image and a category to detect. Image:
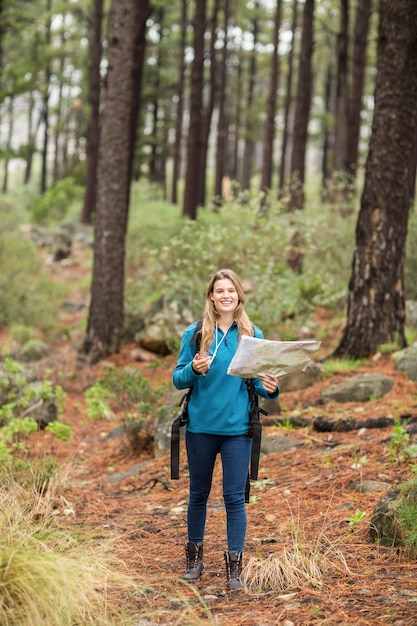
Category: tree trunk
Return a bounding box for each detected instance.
[214,0,230,203]
[241,0,260,193]
[171,0,187,205]
[320,65,333,191]
[347,0,372,178]
[183,0,207,219]
[335,0,417,359]
[2,95,14,194]
[411,116,417,208]
[40,0,52,195]
[260,0,283,196]
[278,0,298,197]
[196,0,220,208]
[81,0,149,364]
[287,0,314,211]
[332,0,349,176]
[80,0,103,225]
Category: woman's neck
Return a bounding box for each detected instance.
[217,315,234,333]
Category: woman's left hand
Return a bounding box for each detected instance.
[259,373,279,395]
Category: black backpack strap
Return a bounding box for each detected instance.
[190,318,203,351]
[170,388,192,480]
[170,319,203,480]
[245,379,268,497]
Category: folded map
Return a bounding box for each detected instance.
[227,335,321,379]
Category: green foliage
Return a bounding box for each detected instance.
[85,366,158,451]
[321,358,364,377]
[126,183,357,339]
[0,355,70,463]
[45,420,72,442]
[0,204,64,337]
[388,423,417,464]
[398,472,417,551]
[30,178,84,226]
[85,385,115,420]
[348,509,367,527]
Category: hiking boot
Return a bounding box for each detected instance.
[182,541,204,581]
[224,550,245,591]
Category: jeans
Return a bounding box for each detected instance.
[185,431,252,552]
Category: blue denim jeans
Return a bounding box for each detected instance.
[185,431,252,552]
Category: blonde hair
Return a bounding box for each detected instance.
[200,268,254,353]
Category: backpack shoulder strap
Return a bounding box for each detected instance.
[245,378,268,502]
[190,318,203,352]
[171,320,203,481]
[171,388,193,479]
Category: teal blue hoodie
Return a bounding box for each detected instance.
[172,321,280,436]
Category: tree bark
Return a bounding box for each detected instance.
[81,0,149,364]
[332,0,349,174]
[241,0,260,193]
[197,0,220,208]
[287,0,315,210]
[80,0,103,225]
[260,0,283,196]
[335,0,417,359]
[183,0,207,219]
[347,0,372,178]
[40,0,52,195]
[171,0,188,205]
[214,0,230,203]
[278,0,298,197]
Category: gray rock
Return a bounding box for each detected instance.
[154,387,187,457]
[320,373,394,403]
[19,340,51,362]
[394,343,417,381]
[261,434,303,455]
[279,361,322,393]
[346,480,391,494]
[369,486,403,546]
[406,300,417,328]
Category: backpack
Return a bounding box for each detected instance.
[170,319,268,503]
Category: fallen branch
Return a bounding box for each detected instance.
[264,413,417,433]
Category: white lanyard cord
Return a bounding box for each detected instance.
[210,322,232,363]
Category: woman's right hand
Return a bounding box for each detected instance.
[192,352,212,375]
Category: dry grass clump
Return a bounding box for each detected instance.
[0,465,137,626]
[243,509,351,593]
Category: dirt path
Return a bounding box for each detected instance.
[6,245,417,625]
[28,340,417,626]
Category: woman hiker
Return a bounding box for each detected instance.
[172,268,279,591]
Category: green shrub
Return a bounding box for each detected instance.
[126,185,356,338]
[85,366,158,451]
[0,356,71,463]
[30,177,83,226]
[0,221,64,336]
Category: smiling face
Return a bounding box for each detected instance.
[210,278,239,317]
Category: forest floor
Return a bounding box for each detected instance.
[3,245,417,626]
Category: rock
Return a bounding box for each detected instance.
[259,396,281,415]
[130,346,159,362]
[369,486,403,546]
[394,343,417,381]
[346,480,391,494]
[320,373,394,403]
[154,387,186,457]
[406,300,417,328]
[135,296,195,355]
[279,361,322,392]
[261,434,303,455]
[19,340,51,362]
